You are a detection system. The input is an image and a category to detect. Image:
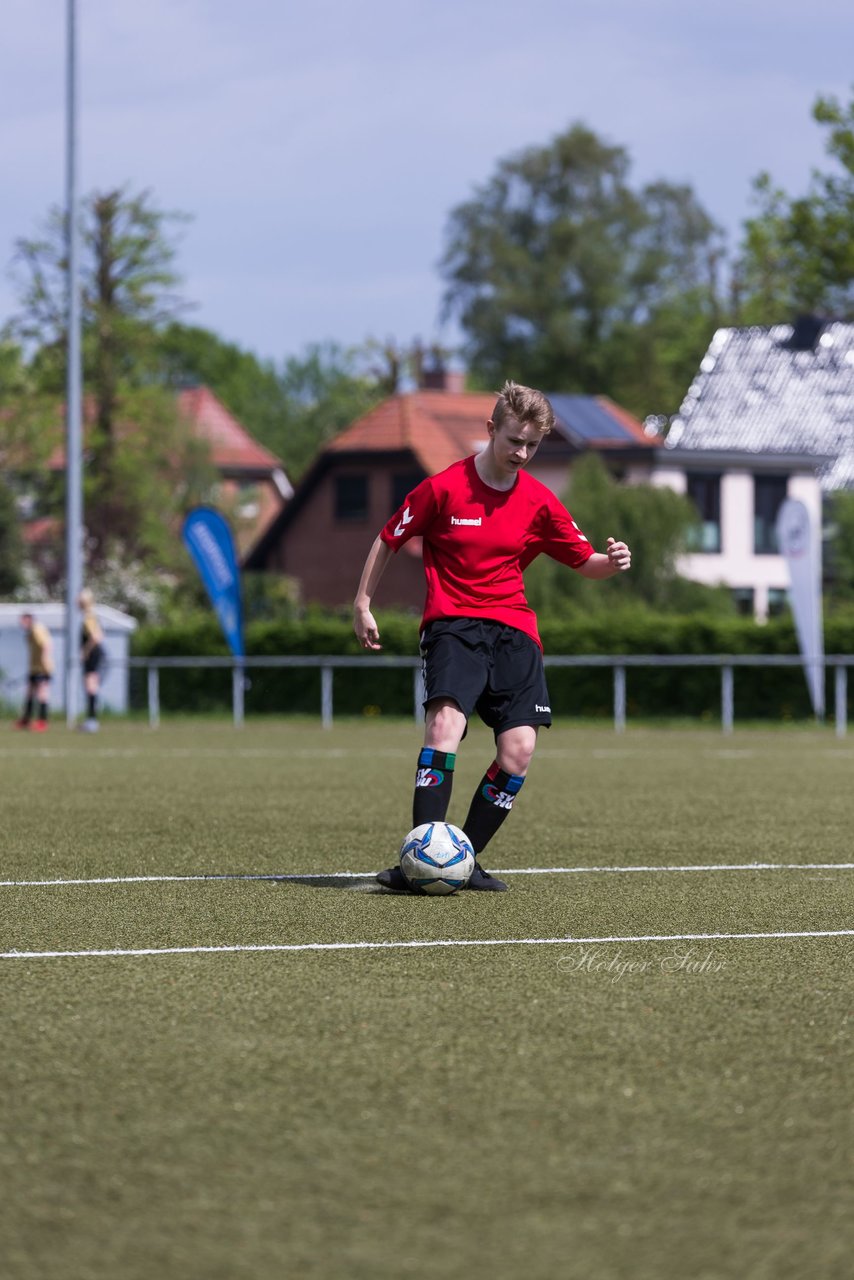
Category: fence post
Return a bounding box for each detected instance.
[232,661,245,728]
[414,666,425,725]
[721,665,734,735]
[321,665,333,730]
[147,665,160,730]
[613,665,626,734]
[835,665,847,739]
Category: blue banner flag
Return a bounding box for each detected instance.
[182,507,245,658]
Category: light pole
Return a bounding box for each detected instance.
[65,0,83,726]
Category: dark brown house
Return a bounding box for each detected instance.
[244,387,661,609]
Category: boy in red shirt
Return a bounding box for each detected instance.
[353,381,632,890]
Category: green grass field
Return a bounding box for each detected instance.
[1,719,851,1280]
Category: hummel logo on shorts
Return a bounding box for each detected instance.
[535,704,551,713]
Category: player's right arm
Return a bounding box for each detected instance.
[353,477,438,650]
[354,536,395,650]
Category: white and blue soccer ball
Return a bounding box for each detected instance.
[399,822,476,895]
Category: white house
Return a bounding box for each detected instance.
[0,603,137,714]
[649,319,853,620]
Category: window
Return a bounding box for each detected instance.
[754,476,788,554]
[391,472,424,514]
[334,474,369,522]
[732,587,755,617]
[685,473,721,553]
[767,588,789,618]
[236,481,260,520]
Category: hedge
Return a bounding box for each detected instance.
[130,609,854,721]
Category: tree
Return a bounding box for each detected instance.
[825,490,854,605]
[155,326,386,480]
[0,341,57,473]
[156,322,290,452]
[524,453,734,615]
[7,187,209,565]
[736,88,854,323]
[0,475,23,596]
[440,124,723,415]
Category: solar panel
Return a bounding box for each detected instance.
[548,395,633,443]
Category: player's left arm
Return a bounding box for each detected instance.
[576,537,632,579]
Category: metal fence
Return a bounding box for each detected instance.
[128,654,854,737]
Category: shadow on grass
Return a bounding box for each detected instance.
[264,873,388,893]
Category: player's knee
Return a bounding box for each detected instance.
[424,699,466,751]
[496,727,537,775]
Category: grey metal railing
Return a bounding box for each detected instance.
[127,654,854,737]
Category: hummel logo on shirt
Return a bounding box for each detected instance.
[450,516,482,526]
[535,704,551,713]
[393,506,413,537]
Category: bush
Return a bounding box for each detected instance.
[130,607,854,720]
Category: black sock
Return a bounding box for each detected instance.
[22,696,34,724]
[87,693,97,718]
[38,702,48,722]
[461,762,526,856]
[412,748,456,826]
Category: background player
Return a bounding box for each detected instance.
[353,380,632,891]
[14,612,53,732]
[78,588,105,733]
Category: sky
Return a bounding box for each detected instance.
[1,0,852,366]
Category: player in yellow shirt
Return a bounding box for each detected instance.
[78,589,105,732]
[14,612,53,732]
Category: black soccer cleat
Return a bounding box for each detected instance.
[376,865,420,892]
[461,861,508,891]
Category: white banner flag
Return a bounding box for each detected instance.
[776,498,824,719]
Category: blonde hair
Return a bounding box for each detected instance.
[492,380,554,435]
[78,588,94,610]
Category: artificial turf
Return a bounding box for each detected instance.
[0,719,851,1279]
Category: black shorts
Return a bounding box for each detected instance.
[420,618,552,737]
[28,673,51,688]
[83,645,105,675]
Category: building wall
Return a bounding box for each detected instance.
[217,476,286,555]
[271,462,426,610]
[652,466,823,620]
[0,604,136,712]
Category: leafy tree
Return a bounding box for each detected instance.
[0,341,57,472]
[524,453,735,615]
[736,88,854,323]
[440,124,723,415]
[155,326,385,480]
[6,187,211,566]
[825,490,854,605]
[0,475,23,596]
[275,342,384,477]
[156,322,290,451]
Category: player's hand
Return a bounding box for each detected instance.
[606,537,631,572]
[354,606,382,650]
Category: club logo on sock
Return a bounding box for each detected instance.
[416,767,444,788]
[483,785,515,810]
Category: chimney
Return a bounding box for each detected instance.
[421,366,466,393]
[785,314,825,352]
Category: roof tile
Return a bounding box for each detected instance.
[666,322,854,490]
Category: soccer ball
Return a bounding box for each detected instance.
[399,822,476,895]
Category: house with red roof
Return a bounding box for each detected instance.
[175,386,292,553]
[244,380,662,609]
[16,386,291,558]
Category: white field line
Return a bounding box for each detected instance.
[1,862,853,889]
[1,929,852,962]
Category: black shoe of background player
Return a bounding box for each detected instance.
[462,862,508,891]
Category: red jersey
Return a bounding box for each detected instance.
[379,456,595,649]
